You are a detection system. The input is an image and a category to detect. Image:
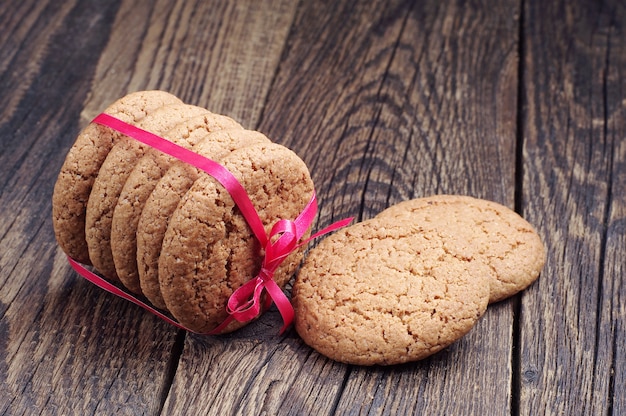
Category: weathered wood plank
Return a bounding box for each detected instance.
[81,0,296,129]
[519,0,626,413]
[0,0,75,129]
[322,1,521,413]
[162,0,521,414]
[597,5,626,414]
[273,0,520,414]
[162,332,346,415]
[603,9,626,410]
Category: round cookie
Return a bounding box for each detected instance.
[85,104,209,280]
[375,195,546,303]
[52,90,182,264]
[136,129,271,309]
[158,142,314,333]
[292,217,491,366]
[111,113,243,294]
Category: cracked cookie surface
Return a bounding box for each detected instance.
[111,113,242,294]
[85,104,208,280]
[159,142,314,334]
[376,195,546,302]
[292,216,491,366]
[52,90,182,264]
[136,129,270,309]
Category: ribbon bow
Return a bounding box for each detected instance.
[213,195,351,334]
[225,219,302,328]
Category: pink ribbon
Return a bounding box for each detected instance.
[67,113,351,335]
[68,257,190,331]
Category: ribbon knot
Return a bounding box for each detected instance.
[220,216,309,334]
[257,268,273,282]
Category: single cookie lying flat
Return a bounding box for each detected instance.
[52,90,182,264]
[292,216,491,366]
[375,195,546,302]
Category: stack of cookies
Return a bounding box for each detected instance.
[52,90,314,334]
[292,195,546,365]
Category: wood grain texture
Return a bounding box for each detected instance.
[0,0,76,127]
[1,0,625,414]
[81,0,296,129]
[519,0,626,414]
[597,7,626,415]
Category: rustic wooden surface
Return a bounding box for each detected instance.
[0,0,623,414]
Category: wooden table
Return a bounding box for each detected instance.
[1,0,624,414]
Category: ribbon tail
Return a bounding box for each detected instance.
[67,257,191,332]
[298,217,354,248]
[263,279,295,334]
[207,315,235,335]
[292,192,318,238]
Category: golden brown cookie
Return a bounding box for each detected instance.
[375,195,546,302]
[136,129,271,309]
[52,91,182,264]
[158,142,314,333]
[292,216,491,366]
[85,104,209,280]
[111,114,243,294]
